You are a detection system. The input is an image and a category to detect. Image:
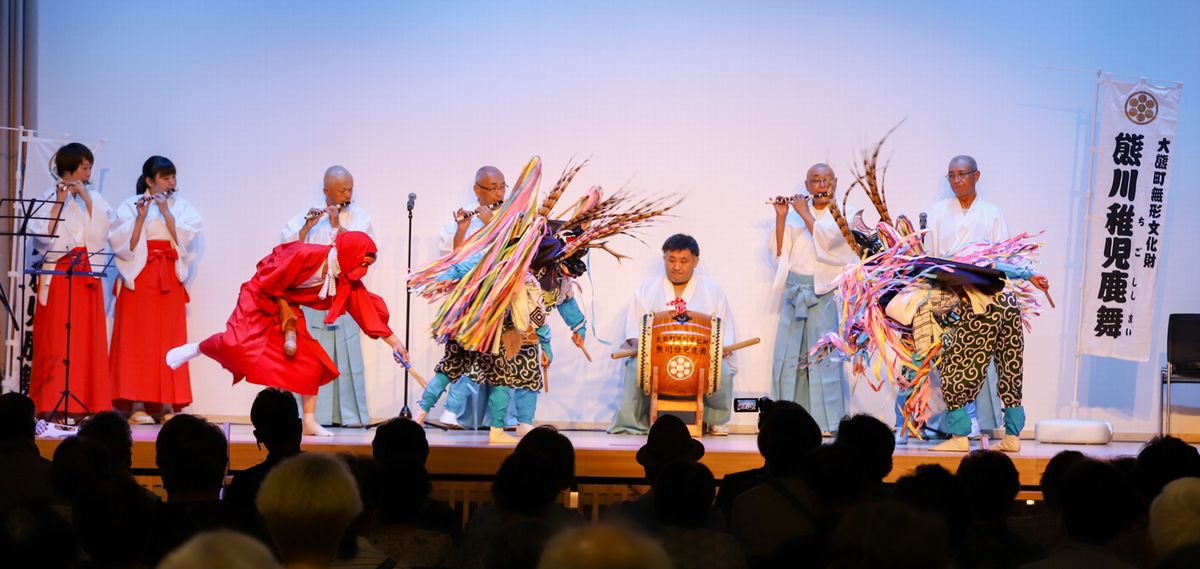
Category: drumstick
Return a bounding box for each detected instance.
[578,344,593,363]
[721,337,761,355]
[408,367,429,389]
[610,336,762,359]
[1042,289,1056,309]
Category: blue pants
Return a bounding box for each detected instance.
[771,273,847,433]
[488,387,537,428]
[302,307,369,426]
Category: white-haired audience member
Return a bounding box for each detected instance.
[257,453,363,569]
[1150,477,1200,560]
[158,530,281,569]
[537,525,671,569]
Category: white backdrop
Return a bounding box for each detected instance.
[30,0,1200,435]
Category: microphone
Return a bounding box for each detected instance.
[919,212,927,230]
[407,193,416,212]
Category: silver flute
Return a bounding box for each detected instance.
[305,201,352,220]
[136,188,177,206]
[765,193,828,205]
[454,200,503,222]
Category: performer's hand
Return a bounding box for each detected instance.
[1031,274,1055,309]
[454,209,472,229]
[305,208,324,225]
[571,331,585,348]
[1031,274,1050,292]
[392,348,410,368]
[540,350,551,367]
[476,205,495,224]
[54,182,71,202]
[391,344,411,368]
[135,196,150,218]
[326,206,342,228]
[791,194,811,218]
[154,192,171,214]
[772,197,789,218]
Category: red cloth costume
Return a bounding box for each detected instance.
[199,231,393,395]
[30,249,112,413]
[111,240,192,406]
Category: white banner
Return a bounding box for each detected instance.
[1079,78,1182,361]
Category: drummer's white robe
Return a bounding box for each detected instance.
[609,272,737,434]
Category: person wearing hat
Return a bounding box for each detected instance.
[606,414,723,533]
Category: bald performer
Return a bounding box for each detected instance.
[768,164,856,433]
[416,166,508,429]
[280,165,375,433]
[927,156,1009,257]
[921,155,1008,440]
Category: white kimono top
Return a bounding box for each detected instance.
[109,194,203,290]
[27,186,114,304]
[280,202,374,245]
[436,198,488,255]
[812,211,860,295]
[769,208,821,290]
[927,197,1009,257]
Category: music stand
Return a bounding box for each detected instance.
[0,197,62,334]
[3,195,116,424]
[28,248,116,423]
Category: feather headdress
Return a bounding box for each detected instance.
[409,156,680,353]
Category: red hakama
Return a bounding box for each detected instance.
[30,248,112,414]
[199,234,392,395]
[110,240,192,406]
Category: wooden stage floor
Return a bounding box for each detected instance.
[36,423,1155,487]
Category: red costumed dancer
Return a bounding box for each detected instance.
[167,231,409,436]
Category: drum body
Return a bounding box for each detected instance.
[636,310,723,398]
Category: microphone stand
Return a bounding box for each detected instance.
[399,193,416,419]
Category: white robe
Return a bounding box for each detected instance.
[109,194,203,290]
[625,272,739,375]
[27,186,114,305]
[436,199,487,255]
[769,209,819,290]
[811,210,859,295]
[280,202,374,245]
[927,197,1009,257]
[924,196,1009,433]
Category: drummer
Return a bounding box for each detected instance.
[608,234,738,436]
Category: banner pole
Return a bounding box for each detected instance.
[1069,70,1105,421]
[1035,70,1113,444]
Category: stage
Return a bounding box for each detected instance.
[35,423,1149,488]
